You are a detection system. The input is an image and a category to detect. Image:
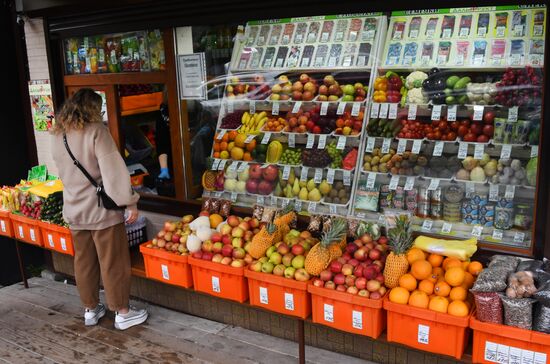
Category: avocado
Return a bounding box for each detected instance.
[446,76,460,88]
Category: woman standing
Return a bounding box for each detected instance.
[51,88,148,330]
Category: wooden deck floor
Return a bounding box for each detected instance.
[0,277,372,364]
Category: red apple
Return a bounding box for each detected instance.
[360,234,373,244]
[171,234,181,244]
[202,252,213,261]
[379,286,387,296]
[262,165,279,182]
[375,273,385,284]
[365,242,375,250]
[192,251,203,259]
[342,264,354,276]
[345,275,356,287]
[324,281,336,290]
[212,253,223,263]
[330,261,343,273]
[238,221,250,231]
[221,245,233,257]
[164,221,176,232]
[211,232,222,243]
[354,248,366,261]
[346,242,359,255]
[336,285,347,292]
[358,289,370,297]
[483,111,495,125]
[347,286,359,295]
[202,240,213,252]
[369,291,382,300]
[355,277,367,290]
[227,215,241,227]
[257,180,273,195]
[333,273,346,285]
[313,278,324,287]
[320,270,333,281]
[339,255,350,264]
[348,259,359,267]
[232,247,246,259]
[244,230,254,242]
[354,265,364,278]
[368,249,381,260]
[363,266,377,280]
[291,244,305,256]
[245,179,259,194]
[220,224,232,236]
[231,259,244,268]
[212,242,223,253]
[222,234,232,245]
[366,279,381,292]
[299,74,310,84]
[378,236,388,245]
[221,256,232,265]
[277,243,290,255]
[249,218,259,228]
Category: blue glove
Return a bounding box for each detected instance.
[158,167,170,179]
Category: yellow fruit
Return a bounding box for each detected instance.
[411,260,432,280]
[235,134,247,148]
[389,287,410,305]
[219,151,229,159]
[445,267,466,287]
[407,248,425,265]
[230,147,244,160]
[209,214,223,228]
[266,141,283,163]
[227,142,235,151]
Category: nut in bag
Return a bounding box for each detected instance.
[473,291,503,324]
[501,296,536,330]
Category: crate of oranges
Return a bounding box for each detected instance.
[212,131,256,162]
[383,247,483,359]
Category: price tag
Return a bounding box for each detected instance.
[437,55,447,65]
[288,133,295,148]
[329,204,337,214]
[441,222,452,234]
[492,229,503,240]
[509,347,522,364]
[292,101,302,114]
[404,177,415,191]
[442,28,452,38]
[389,176,400,190]
[343,171,352,186]
[393,30,403,40]
[365,137,375,153]
[300,167,309,182]
[403,55,413,66]
[337,102,346,115]
[237,162,248,173]
[489,184,499,201]
[456,53,465,66]
[458,142,468,159]
[323,303,334,322]
[513,231,525,244]
[328,57,337,67]
[230,192,238,202]
[308,202,317,213]
[30,229,36,241]
[397,139,407,154]
[257,195,265,205]
[336,136,346,150]
[281,198,290,208]
[216,129,226,140]
[409,29,419,39]
[431,105,442,120]
[459,27,469,37]
[534,352,547,364]
[272,102,280,115]
[433,141,444,157]
[411,139,422,154]
[0,220,5,233]
[282,165,291,180]
[294,199,303,211]
[408,104,417,120]
[284,293,294,311]
[474,143,485,160]
[47,234,54,247]
[356,212,366,219]
[300,57,310,67]
[500,144,512,160]
[497,344,510,364]
[261,132,271,144]
[388,103,398,119]
[505,185,515,199]
[318,134,327,149]
[366,173,376,189]
[212,159,220,170]
[357,55,367,66]
[379,103,389,119]
[249,101,256,114]
[471,225,483,238]
[381,138,391,154]
[473,105,484,121]
[320,102,329,115]
[211,276,221,293]
[478,27,487,37]
[508,106,518,122]
[218,159,227,171]
[422,220,433,232]
[473,54,485,66]
[351,102,361,117]
[531,146,539,158]
[352,310,363,329]
[418,324,430,344]
[306,134,315,149]
[446,105,457,122]
[227,101,234,113]
[421,55,431,66]
[496,26,506,37]
[428,178,440,191]
[161,264,170,280]
[60,238,67,251]
[370,103,380,118]
[465,181,475,197]
[485,342,498,362]
[327,169,335,184]
[259,286,268,304]
[270,195,277,206]
[314,168,323,183]
[231,162,242,173]
[320,32,330,42]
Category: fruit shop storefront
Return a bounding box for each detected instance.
[12,0,550,362]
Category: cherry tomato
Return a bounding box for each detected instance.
[439,121,448,131]
[434,130,442,140]
[450,121,460,130]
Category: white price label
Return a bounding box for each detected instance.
[259,286,268,304]
[404,177,415,191]
[496,26,506,37]
[314,168,323,183]
[397,139,407,154]
[379,103,389,119]
[47,234,54,247]
[261,132,271,144]
[485,342,498,362]
[249,101,256,114]
[337,136,346,150]
[472,225,483,238]
[531,146,539,158]
[0,220,5,233]
[534,352,547,364]
[343,171,352,186]
[473,105,484,121]
[30,229,36,241]
[378,215,387,224]
[422,220,433,232]
[381,138,391,154]
[306,134,315,149]
[478,27,487,37]
[282,165,290,180]
[447,105,457,121]
[352,310,363,329]
[300,167,309,182]
[60,238,67,251]
[500,144,512,160]
[227,101,234,113]
[357,55,367,66]
[320,102,328,115]
[366,173,376,189]
[275,58,284,67]
[356,212,366,219]
[389,176,400,190]
[321,32,329,42]
[492,229,503,240]
[323,303,334,322]
[473,54,485,65]
[474,143,485,160]
[351,102,361,117]
[271,195,277,206]
[365,137,375,153]
[489,184,499,201]
[211,276,221,293]
[508,106,518,122]
[418,324,430,344]
[412,139,422,154]
[216,129,226,140]
[300,57,310,67]
[409,29,419,39]
[393,30,403,40]
[505,185,515,199]
[370,103,380,118]
[161,264,170,280]
[459,27,469,37]
[292,101,302,114]
[288,133,295,148]
[442,28,452,38]
[272,102,280,115]
[403,55,413,65]
[284,293,295,311]
[294,199,302,211]
[513,231,525,244]
[327,169,335,184]
[281,198,290,208]
[329,204,337,214]
[458,142,468,159]
[431,105,442,120]
[228,162,239,172]
[522,350,535,364]
[509,347,522,364]
[211,159,220,170]
[437,55,447,65]
[230,192,238,202]
[441,222,452,234]
[328,57,337,67]
[497,344,510,363]
[465,181,475,197]
[337,102,346,115]
[421,55,431,65]
[428,178,440,191]
[237,162,248,173]
[408,104,417,120]
[308,202,317,213]
[257,196,265,205]
[388,103,398,119]
[433,141,444,157]
[318,134,327,149]
[218,159,227,171]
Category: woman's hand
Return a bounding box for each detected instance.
[125,205,139,224]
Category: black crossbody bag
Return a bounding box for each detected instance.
[63,134,124,210]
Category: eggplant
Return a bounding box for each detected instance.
[429,67,440,76]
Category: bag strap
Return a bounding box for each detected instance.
[63,133,99,189]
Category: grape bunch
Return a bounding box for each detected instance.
[327,141,343,169]
[302,147,331,168]
[280,148,302,165]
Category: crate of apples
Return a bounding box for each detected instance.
[334,110,364,136]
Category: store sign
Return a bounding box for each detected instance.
[177,53,207,100]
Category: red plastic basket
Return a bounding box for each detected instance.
[0,210,13,237]
[139,243,193,288]
[38,221,74,256]
[9,213,42,246]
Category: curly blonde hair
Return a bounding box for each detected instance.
[52,88,103,133]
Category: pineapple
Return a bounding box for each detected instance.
[249,223,278,259]
[383,214,414,288]
[274,204,296,228]
[305,218,347,276]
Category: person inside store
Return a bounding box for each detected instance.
[50,88,148,330]
[156,90,172,181]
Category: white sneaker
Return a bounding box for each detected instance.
[84,303,106,326]
[114,305,148,330]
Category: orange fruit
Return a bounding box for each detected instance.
[448,300,469,317]
[243,152,253,162]
[228,130,238,141]
[462,271,475,289]
[468,261,483,276]
[231,147,244,160]
[220,141,228,151]
[411,260,432,280]
[432,267,444,280]
[213,143,221,152]
[246,139,256,152]
[221,133,229,142]
[434,281,451,297]
[409,290,429,309]
[443,257,462,271]
[429,296,449,313]
[428,253,444,267]
[445,267,466,287]
[213,152,220,158]
[389,287,410,304]
[449,286,467,301]
[462,261,470,271]
[399,273,417,292]
[235,134,247,148]
[407,248,426,264]
[418,279,435,295]
[209,214,223,228]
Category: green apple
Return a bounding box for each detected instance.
[269,252,282,265]
[266,246,277,258]
[284,266,296,279]
[259,257,268,263]
[291,255,305,269]
[261,261,275,274]
[343,84,355,96]
[250,261,262,272]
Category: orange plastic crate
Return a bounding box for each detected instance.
[38,221,74,256]
[139,243,193,288]
[0,210,13,237]
[188,256,248,303]
[383,297,472,359]
[470,316,550,363]
[308,283,386,339]
[9,213,42,246]
[120,92,163,112]
[245,269,310,319]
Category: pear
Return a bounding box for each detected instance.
[319,180,331,195]
[299,180,307,188]
[285,185,293,198]
[274,183,282,197]
[306,179,316,192]
[292,179,301,196]
[288,169,295,185]
[308,188,322,202]
[298,187,309,201]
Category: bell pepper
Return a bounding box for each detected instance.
[342,149,358,170]
[385,71,403,91]
[374,77,388,91]
[386,90,401,103]
[373,90,387,102]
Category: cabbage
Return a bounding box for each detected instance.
[526,157,538,186]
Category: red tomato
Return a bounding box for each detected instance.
[457,125,469,137]
[405,132,412,138]
[447,132,457,141]
[477,134,489,143]
[439,121,449,131]
[450,121,460,131]
[434,130,442,140]
[463,133,477,142]
[483,111,495,125]
[483,125,494,137]
[426,132,435,140]
[460,119,471,127]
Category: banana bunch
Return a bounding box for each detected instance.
[239,111,267,135]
